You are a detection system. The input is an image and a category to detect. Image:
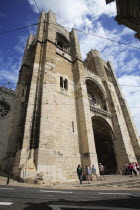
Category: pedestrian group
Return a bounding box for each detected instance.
[77,162,140,184]
[77,163,105,184]
[124,162,140,177]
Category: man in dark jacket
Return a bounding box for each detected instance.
[77,164,83,184]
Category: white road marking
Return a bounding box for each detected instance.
[49,205,61,210]
[0,188,14,190]
[49,205,122,209]
[98,192,132,196]
[0,202,13,205]
[40,190,72,194]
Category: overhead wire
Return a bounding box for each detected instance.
[69,28,140,50]
[0,23,38,35]
[1,82,140,88]
[0,15,139,50]
[33,0,41,14]
[32,0,140,50]
[0,22,139,50]
[0,82,140,109]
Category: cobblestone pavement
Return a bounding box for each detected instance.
[0,174,140,191]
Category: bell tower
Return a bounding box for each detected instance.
[5,11,98,183]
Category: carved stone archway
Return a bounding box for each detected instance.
[92,116,117,174]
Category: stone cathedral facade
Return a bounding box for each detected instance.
[2,11,140,184]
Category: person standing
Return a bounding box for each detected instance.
[99,163,105,180]
[124,163,129,175]
[77,165,83,184]
[129,162,137,177]
[91,165,98,181]
[7,175,10,185]
[135,162,140,175]
[85,165,91,184]
[132,162,137,176]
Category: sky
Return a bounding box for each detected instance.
[0,0,140,135]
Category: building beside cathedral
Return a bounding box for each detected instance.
[106,0,140,40]
[1,11,140,184]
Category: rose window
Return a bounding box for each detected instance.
[87,90,96,106]
[0,101,11,118]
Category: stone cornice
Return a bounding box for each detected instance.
[90,106,112,118]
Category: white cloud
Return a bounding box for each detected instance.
[0,50,21,89]
[14,35,27,54]
[28,0,87,27]
[28,0,116,28]
[0,69,18,83]
[120,27,135,37]
[0,33,29,89]
[84,0,116,19]
[118,75,140,135]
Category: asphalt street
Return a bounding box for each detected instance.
[0,185,140,210]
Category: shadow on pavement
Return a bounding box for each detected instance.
[24,196,140,210]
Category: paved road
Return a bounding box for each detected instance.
[0,185,140,209]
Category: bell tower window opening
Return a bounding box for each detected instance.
[57,41,63,50]
[56,32,70,53]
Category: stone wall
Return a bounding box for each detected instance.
[0,87,15,164]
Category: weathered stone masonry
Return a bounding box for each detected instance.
[1,11,140,184]
[0,87,15,166]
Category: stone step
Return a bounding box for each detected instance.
[93,178,140,187]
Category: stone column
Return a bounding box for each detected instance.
[70,29,99,173]
[12,13,46,176]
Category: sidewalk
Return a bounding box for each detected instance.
[52,175,140,190]
[0,174,140,190]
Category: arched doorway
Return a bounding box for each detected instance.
[92,116,117,174]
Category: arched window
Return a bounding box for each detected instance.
[60,77,63,88]
[56,32,70,53]
[64,79,68,90]
[60,77,68,90]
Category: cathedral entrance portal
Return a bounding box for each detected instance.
[92,116,117,174]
